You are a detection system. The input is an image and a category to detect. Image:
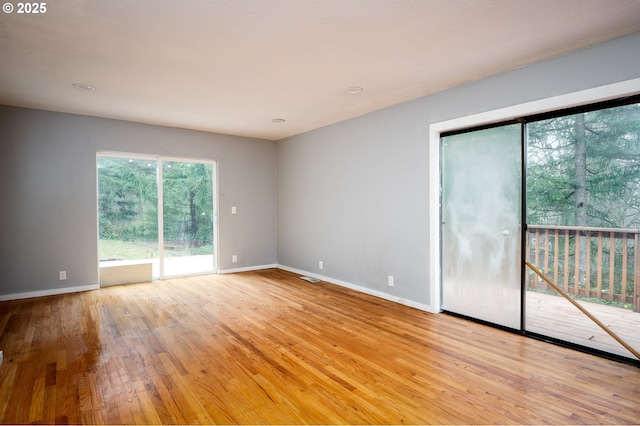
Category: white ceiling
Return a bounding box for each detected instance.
[1,1,640,141]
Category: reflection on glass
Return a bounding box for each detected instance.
[162,161,215,277]
[97,157,159,278]
[441,124,522,329]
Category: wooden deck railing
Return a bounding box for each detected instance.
[526,225,640,312]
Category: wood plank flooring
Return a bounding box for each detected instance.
[0,268,639,424]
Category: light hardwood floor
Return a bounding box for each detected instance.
[0,269,639,424]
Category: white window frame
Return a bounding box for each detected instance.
[96,151,219,279]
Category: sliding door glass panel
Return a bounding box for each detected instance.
[441,124,522,329]
[162,160,215,277]
[98,157,159,278]
[526,103,640,360]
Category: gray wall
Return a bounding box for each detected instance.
[2,32,639,303]
[276,32,640,307]
[0,107,276,296]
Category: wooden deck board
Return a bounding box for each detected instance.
[0,269,638,424]
[526,291,640,359]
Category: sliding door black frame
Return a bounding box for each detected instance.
[439,94,640,367]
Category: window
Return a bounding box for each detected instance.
[97,153,217,281]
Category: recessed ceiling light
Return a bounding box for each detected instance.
[345,86,364,94]
[271,118,286,123]
[72,83,96,92]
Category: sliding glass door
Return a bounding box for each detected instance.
[440,97,640,363]
[98,154,217,280]
[441,124,522,330]
[161,160,215,277]
[98,157,160,276]
[525,102,640,361]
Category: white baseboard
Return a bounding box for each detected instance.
[0,266,438,315]
[276,264,435,313]
[0,283,101,301]
[218,264,278,274]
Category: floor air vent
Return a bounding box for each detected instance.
[300,276,320,283]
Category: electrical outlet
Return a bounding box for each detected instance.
[59,271,67,280]
[231,206,237,214]
[388,275,394,287]
[232,255,238,263]
[318,261,323,270]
